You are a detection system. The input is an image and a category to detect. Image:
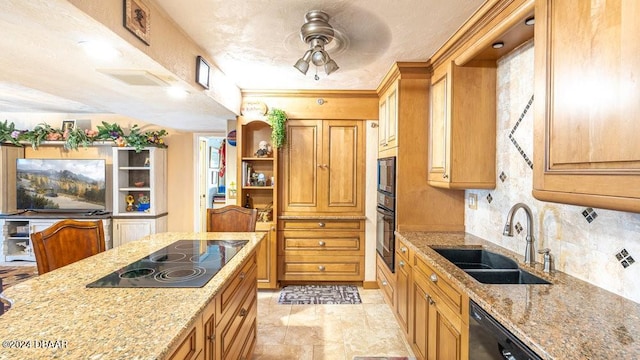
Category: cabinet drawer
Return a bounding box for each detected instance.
[167,316,203,360]
[376,256,395,307]
[395,237,412,262]
[216,252,257,325]
[278,255,364,281]
[279,219,363,231]
[413,255,463,317]
[219,285,257,360]
[280,231,363,254]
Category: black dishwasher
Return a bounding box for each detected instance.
[469,300,542,360]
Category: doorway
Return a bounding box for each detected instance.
[195,134,226,232]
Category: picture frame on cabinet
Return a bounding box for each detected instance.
[62,120,75,133]
[196,56,210,89]
[123,0,150,46]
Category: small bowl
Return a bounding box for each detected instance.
[133,181,145,187]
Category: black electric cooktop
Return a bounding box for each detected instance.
[86,240,248,288]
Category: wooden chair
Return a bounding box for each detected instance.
[206,205,257,232]
[31,219,106,275]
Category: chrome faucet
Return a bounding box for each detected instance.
[503,203,535,266]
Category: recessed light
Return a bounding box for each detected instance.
[78,41,121,60]
[525,17,535,26]
[167,86,189,99]
[492,42,504,49]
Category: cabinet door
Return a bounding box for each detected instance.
[432,308,462,360]
[533,0,640,212]
[255,222,277,289]
[428,73,449,183]
[378,97,388,150]
[320,120,364,213]
[385,86,398,149]
[395,256,411,337]
[113,219,153,247]
[281,120,321,212]
[412,275,430,360]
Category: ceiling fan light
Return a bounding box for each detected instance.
[324,59,339,75]
[311,49,328,66]
[294,50,312,74]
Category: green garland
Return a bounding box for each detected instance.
[0,120,168,152]
[266,108,287,149]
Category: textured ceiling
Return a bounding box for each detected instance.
[0,0,485,131]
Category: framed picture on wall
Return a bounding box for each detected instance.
[123,0,151,45]
[209,147,219,169]
[196,56,211,89]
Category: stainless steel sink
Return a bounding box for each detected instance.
[432,248,551,285]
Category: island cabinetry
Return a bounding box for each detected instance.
[0,144,24,213]
[378,79,398,152]
[278,219,365,281]
[427,60,496,190]
[236,116,278,289]
[112,147,168,246]
[533,0,640,213]
[280,119,364,215]
[411,254,468,360]
[167,316,204,360]
[215,251,257,360]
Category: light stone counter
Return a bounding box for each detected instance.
[0,231,265,360]
[396,231,640,360]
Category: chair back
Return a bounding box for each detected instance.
[31,219,105,275]
[206,205,257,232]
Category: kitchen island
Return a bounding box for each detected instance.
[0,231,265,360]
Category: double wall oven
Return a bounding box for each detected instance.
[376,156,396,272]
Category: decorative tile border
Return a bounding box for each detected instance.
[509,95,534,169]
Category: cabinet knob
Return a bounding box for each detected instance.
[207,334,215,342]
[430,273,438,283]
[239,308,247,317]
[318,265,326,271]
[382,280,388,286]
[318,241,326,247]
[442,174,449,179]
[428,297,435,305]
[401,247,408,253]
[318,222,325,228]
[239,272,246,280]
[399,260,405,267]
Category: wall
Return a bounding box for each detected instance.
[464,41,640,304]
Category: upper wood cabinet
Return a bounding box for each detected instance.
[427,60,497,189]
[379,80,398,152]
[281,119,364,215]
[533,0,640,213]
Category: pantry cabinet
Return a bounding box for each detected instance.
[280,119,364,215]
[427,60,496,190]
[533,0,640,213]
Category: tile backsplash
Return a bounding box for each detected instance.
[464,41,640,304]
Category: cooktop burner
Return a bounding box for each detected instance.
[86,240,248,288]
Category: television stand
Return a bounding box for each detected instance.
[0,213,112,262]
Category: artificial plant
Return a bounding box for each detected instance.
[266,108,287,149]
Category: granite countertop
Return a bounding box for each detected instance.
[396,231,640,360]
[0,231,265,360]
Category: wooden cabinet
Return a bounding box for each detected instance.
[411,254,468,360]
[376,253,395,307]
[0,144,24,214]
[395,238,411,338]
[166,251,258,360]
[236,117,278,289]
[278,219,364,281]
[378,80,398,152]
[533,0,640,213]
[427,60,496,190]
[281,119,364,215]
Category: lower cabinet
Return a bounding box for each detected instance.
[376,254,395,308]
[278,219,365,281]
[112,215,167,247]
[167,251,257,360]
[395,239,411,338]
[255,221,277,289]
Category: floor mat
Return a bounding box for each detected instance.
[278,284,362,305]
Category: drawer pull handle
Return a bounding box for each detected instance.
[207,334,215,342]
[401,247,408,253]
[318,222,325,228]
[318,265,326,271]
[318,241,326,246]
[430,273,438,283]
[428,296,435,305]
[239,272,246,280]
[382,280,388,286]
[442,173,449,179]
[239,308,248,317]
[399,260,405,267]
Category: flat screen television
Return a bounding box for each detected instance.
[16,159,107,211]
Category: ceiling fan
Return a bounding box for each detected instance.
[293,10,341,80]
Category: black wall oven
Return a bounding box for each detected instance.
[376,156,396,272]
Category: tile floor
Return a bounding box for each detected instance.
[252,287,416,360]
